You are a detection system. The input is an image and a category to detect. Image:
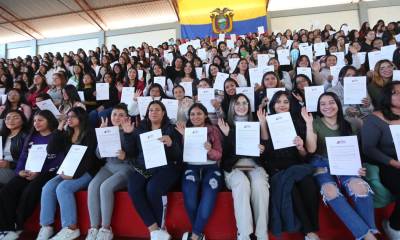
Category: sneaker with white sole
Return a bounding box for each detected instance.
[96,228,113,240]
[2,231,22,240]
[383,220,400,240]
[50,228,80,240]
[150,229,171,240]
[36,226,54,240]
[181,232,191,240]
[85,228,98,240]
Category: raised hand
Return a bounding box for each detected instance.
[218,118,230,136]
[301,107,313,125]
[257,108,267,124]
[175,121,186,136]
[121,117,135,133]
[99,117,109,128]
[292,92,303,102]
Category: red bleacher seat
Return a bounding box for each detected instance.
[25,191,394,240]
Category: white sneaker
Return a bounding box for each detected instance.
[150,229,171,240]
[383,220,400,240]
[181,232,191,240]
[2,231,21,240]
[85,228,98,240]
[96,228,113,240]
[50,228,80,240]
[37,226,54,240]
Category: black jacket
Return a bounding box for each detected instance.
[1,130,28,169]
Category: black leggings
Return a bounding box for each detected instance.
[292,175,320,234]
[0,172,55,231]
[379,164,400,230]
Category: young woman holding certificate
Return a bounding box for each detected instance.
[37,107,98,240]
[301,92,378,240]
[361,81,400,239]
[265,91,320,240]
[0,110,60,240]
[86,104,135,240]
[123,101,183,240]
[175,103,223,240]
[217,94,269,240]
[0,110,28,186]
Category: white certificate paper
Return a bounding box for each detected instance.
[121,87,135,106]
[161,99,179,121]
[236,121,260,157]
[332,52,346,67]
[257,54,270,68]
[344,76,367,105]
[314,43,326,57]
[154,76,166,88]
[36,99,61,117]
[197,88,215,113]
[300,46,313,62]
[368,51,382,70]
[180,82,193,97]
[297,67,312,81]
[0,138,3,159]
[25,144,48,172]
[214,72,229,91]
[330,65,342,86]
[78,91,85,101]
[96,83,109,101]
[236,87,255,112]
[267,112,297,149]
[277,49,290,65]
[57,145,88,176]
[137,96,153,120]
[197,48,207,61]
[389,125,400,161]
[183,127,207,163]
[393,70,400,81]
[95,126,121,158]
[326,136,362,176]
[195,67,203,79]
[140,129,167,169]
[249,68,263,87]
[304,86,325,112]
[229,58,240,73]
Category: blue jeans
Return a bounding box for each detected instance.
[40,173,93,228]
[89,107,113,127]
[311,155,377,240]
[182,164,222,236]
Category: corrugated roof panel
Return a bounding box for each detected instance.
[0,23,32,43]
[97,0,177,30]
[24,13,100,38]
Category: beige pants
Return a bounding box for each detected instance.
[225,166,270,240]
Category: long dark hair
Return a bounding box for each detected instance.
[227,93,253,127]
[0,110,29,142]
[269,90,291,114]
[30,110,58,136]
[316,92,352,135]
[1,88,28,117]
[65,107,90,142]
[338,65,358,85]
[143,100,170,130]
[186,103,212,127]
[63,85,82,103]
[232,58,251,86]
[381,81,400,120]
[146,83,167,98]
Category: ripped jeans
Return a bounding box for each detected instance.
[311,155,377,240]
[182,164,222,236]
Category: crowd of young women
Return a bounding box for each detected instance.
[0,19,399,240]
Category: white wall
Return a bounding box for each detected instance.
[38,38,99,55]
[105,29,176,50]
[367,6,400,25]
[270,10,360,33]
[7,46,35,59]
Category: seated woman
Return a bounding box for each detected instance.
[59,85,86,116]
[217,94,269,240]
[175,103,223,240]
[265,91,319,239]
[327,65,373,130]
[0,88,32,121]
[173,85,193,123]
[36,107,98,240]
[361,81,400,239]
[0,110,61,240]
[123,101,183,240]
[86,104,135,240]
[301,92,377,240]
[0,110,28,187]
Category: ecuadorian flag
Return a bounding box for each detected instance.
[178,0,268,39]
